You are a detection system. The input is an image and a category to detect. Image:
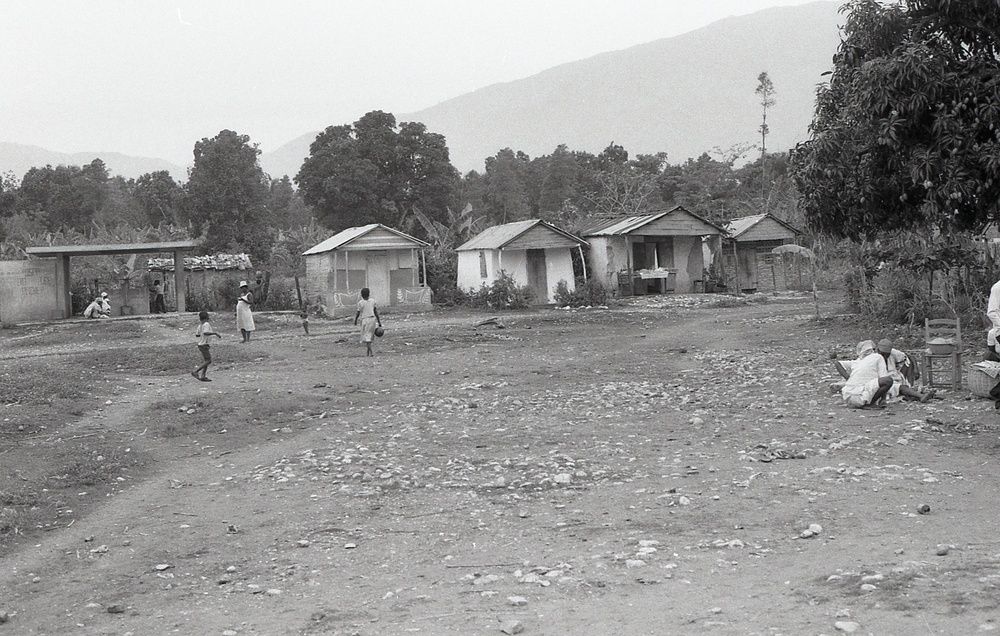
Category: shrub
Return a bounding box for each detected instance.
[468,272,534,310]
[553,278,609,307]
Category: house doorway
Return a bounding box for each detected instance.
[526,249,548,303]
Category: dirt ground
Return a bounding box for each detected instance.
[1,293,999,636]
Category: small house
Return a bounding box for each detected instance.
[722,213,803,293]
[583,206,725,295]
[303,224,431,316]
[455,219,587,304]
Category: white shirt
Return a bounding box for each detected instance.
[843,352,888,389]
[988,280,1000,329]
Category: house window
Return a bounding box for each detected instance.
[479,251,488,278]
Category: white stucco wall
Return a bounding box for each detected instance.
[459,248,576,303]
[545,248,576,302]
[457,250,489,292]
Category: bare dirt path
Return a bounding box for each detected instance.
[1,296,999,636]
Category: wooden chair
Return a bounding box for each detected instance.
[921,318,962,389]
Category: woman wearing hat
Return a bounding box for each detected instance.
[236,281,255,343]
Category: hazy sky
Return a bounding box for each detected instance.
[1,0,826,165]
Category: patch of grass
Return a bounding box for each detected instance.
[141,391,314,440]
[0,361,92,404]
[69,343,267,375]
[48,444,142,487]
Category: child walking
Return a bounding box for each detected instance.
[353,287,382,357]
[192,311,222,381]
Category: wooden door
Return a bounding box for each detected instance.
[365,252,392,306]
[526,249,548,303]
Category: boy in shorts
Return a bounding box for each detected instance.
[192,311,222,381]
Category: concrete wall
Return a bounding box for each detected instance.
[0,259,63,324]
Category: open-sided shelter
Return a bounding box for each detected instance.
[10,240,198,323]
[583,206,724,296]
[455,219,587,304]
[722,213,803,293]
[303,224,431,317]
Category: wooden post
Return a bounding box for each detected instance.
[60,254,72,318]
[732,241,741,297]
[294,275,303,310]
[420,249,427,287]
[173,250,186,313]
[578,245,588,281]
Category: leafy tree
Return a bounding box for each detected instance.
[791,0,1000,239]
[482,148,532,224]
[657,153,741,221]
[132,170,187,226]
[295,111,460,232]
[16,160,109,231]
[267,176,314,230]
[186,130,274,262]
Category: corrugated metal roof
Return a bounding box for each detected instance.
[725,214,767,238]
[303,224,429,255]
[725,213,802,239]
[582,206,725,236]
[583,213,663,236]
[455,219,585,251]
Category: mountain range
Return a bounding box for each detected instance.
[1,1,843,183]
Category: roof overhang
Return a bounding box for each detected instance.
[25,240,200,257]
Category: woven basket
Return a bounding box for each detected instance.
[967,367,999,398]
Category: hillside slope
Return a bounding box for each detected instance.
[402,0,842,173]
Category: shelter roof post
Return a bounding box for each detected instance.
[60,254,71,318]
[173,250,187,312]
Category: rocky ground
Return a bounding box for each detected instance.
[1,293,999,636]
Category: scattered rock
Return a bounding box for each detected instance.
[918,504,931,514]
[508,596,528,606]
[153,564,172,571]
[499,619,524,634]
[106,604,125,614]
[936,545,950,556]
[835,621,860,633]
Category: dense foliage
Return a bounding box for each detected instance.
[791,0,1000,239]
[295,111,461,232]
[553,278,610,308]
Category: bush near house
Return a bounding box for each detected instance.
[554,278,609,307]
[467,271,533,310]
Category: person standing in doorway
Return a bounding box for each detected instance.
[354,287,382,357]
[236,281,255,343]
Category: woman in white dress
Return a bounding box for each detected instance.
[236,281,255,343]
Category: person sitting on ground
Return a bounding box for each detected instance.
[83,292,111,319]
[836,340,932,402]
[835,340,876,381]
[877,338,935,402]
[841,340,894,409]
